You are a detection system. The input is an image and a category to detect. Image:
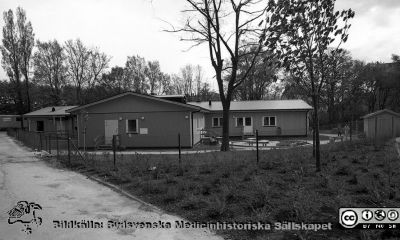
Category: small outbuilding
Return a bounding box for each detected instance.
[24,106,77,134]
[362,109,400,141]
[0,115,22,130]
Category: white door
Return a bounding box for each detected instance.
[243,117,253,135]
[105,120,119,145]
[193,113,205,144]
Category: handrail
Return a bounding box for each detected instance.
[396,137,400,158]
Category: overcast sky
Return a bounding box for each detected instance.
[1,0,399,88]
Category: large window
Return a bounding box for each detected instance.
[126,119,138,133]
[263,116,276,126]
[212,117,223,127]
[236,117,252,127]
[36,121,44,132]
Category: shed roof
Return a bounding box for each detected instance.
[187,100,312,111]
[67,92,205,113]
[24,106,77,117]
[362,109,400,119]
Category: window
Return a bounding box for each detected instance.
[236,117,252,127]
[36,121,44,132]
[245,117,252,126]
[212,117,223,127]
[2,117,11,122]
[263,116,276,126]
[126,119,138,133]
[236,117,244,127]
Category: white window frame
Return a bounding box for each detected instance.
[126,119,139,133]
[212,117,223,127]
[235,117,243,127]
[235,117,252,127]
[262,116,277,127]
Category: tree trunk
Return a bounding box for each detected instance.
[327,88,335,124]
[24,76,31,112]
[312,96,321,172]
[220,100,230,151]
[312,119,316,157]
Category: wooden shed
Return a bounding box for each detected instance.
[362,109,400,141]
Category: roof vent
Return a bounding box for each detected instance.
[208,100,212,106]
[51,107,56,112]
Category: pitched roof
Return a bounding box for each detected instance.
[188,100,313,111]
[362,109,400,119]
[24,106,77,117]
[67,92,205,113]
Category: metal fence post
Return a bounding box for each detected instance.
[67,133,71,166]
[112,135,116,170]
[178,133,182,164]
[48,134,52,154]
[256,130,259,164]
[56,133,59,160]
[45,135,48,152]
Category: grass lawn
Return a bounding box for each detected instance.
[57,140,400,240]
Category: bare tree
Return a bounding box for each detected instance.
[180,64,195,97]
[33,40,67,105]
[88,47,110,89]
[195,65,203,98]
[170,0,268,151]
[145,60,162,94]
[1,7,34,117]
[100,66,125,93]
[16,7,34,112]
[124,55,148,93]
[64,39,91,104]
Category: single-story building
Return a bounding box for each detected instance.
[24,106,77,134]
[0,115,22,130]
[25,93,312,149]
[188,100,312,138]
[362,109,400,141]
[66,92,206,149]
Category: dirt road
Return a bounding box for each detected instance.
[0,132,222,240]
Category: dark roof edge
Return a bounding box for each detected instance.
[362,109,400,119]
[189,108,313,112]
[67,92,208,113]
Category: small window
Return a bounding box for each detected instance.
[36,121,44,132]
[126,119,138,133]
[263,116,276,126]
[212,117,223,127]
[245,117,252,126]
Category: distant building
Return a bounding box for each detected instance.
[362,109,400,141]
[0,115,21,130]
[188,100,312,142]
[24,106,77,134]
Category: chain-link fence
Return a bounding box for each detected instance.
[7,128,85,167]
[6,129,188,171]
